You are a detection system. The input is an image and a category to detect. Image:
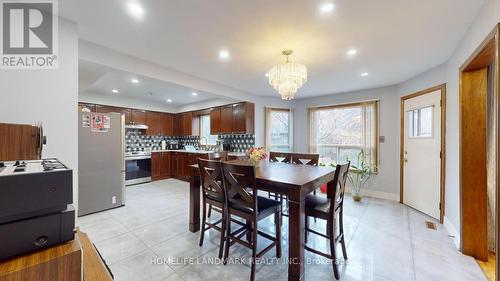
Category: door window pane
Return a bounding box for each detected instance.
[408,106,433,138]
[266,108,292,152]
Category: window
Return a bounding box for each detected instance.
[408,106,433,138]
[309,101,378,168]
[200,115,218,145]
[265,108,293,152]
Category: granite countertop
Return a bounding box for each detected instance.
[151,150,246,156]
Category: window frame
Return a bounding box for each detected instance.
[265,107,294,152]
[407,105,434,139]
[308,100,379,168]
[199,114,218,146]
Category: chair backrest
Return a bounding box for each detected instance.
[198,158,226,202]
[328,162,351,212]
[269,152,292,163]
[291,153,320,166]
[208,151,228,161]
[221,162,257,214]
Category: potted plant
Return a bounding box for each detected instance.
[347,150,376,202]
[247,147,267,167]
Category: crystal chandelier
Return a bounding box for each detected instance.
[267,49,307,100]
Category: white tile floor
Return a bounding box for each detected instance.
[78,179,487,281]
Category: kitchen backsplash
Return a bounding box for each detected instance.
[125,129,255,153]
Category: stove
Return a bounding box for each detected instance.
[125,152,151,185]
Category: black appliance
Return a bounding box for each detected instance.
[222,140,231,151]
[125,152,151,185]
[0,159,75,260]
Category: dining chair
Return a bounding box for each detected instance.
[221,162,282,281]
[206,152,228,218]
[304,161,350,280]
[198,158,227,259]
[291,153,320,166]
[269,151,292,163]
[208,151,229,161]
[267,152,292,200]
[292,153,320,196]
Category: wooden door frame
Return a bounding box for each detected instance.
[459,24,499,274]
[400,84,447,223]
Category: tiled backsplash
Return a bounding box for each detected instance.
[219,134,255,153]
[125,129,255,153]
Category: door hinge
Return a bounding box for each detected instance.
[439,99,442,107]
[439,202,442,210]
[439,151,442,159]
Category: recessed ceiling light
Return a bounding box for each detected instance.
[219,49,230,60]
[361,72,369,77]
[127,2,145,21]
[347,49,358,56]
[112,89,119,93]
[191,92,198,96]
[265,73,270,78]
[320,3,334,13]
[131,78,139,84]
[166,99,172,103]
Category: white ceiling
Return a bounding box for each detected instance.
[79,60,228,106]
[63,0,484,99]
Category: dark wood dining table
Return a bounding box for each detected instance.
[188,160,337,281]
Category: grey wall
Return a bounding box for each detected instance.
[396,0,500,245]
[293,86,400,199]
[0,19,79,211]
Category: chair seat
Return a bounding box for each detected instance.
[305,194,331,218]
[230,196,281,215]
[206,194,224,202]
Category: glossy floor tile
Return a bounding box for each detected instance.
[78,179,487,281]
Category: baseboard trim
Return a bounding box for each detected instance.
[443,216,460,249]
[346,188,399,202]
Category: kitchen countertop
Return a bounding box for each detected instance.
[150,150,246,156]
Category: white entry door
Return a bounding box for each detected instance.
[403,90,442,220]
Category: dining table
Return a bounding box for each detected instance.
[188,160,337,281]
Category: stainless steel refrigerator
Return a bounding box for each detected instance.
[78,112,125,216]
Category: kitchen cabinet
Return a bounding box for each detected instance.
[232,102,254,134]
[159,152,172,178]
[182,112,193,135]
[152,151,172,180]
[210,107,221,134]
[131,109,146,125]
[78,103,95,112]
[94,105,131,124]
[161,113,174,136]
[145,111,161,135]
[151,152,160,180]
[220,105,234,134]
[173,114,182,136]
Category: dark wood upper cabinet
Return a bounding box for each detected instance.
[95,105,121,114]
[131,109,146,124]
[161,113,174,136]
[145,111,161,135]
[220,105,234,134]
[182,112,193,135]
[232,102,254,134]
[210,107,221,134]
[78,103,95,112]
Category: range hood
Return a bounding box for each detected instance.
[125,124,149,130]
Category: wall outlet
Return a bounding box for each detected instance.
[112,196,117,204]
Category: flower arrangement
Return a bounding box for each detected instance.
[247,147,267,167]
